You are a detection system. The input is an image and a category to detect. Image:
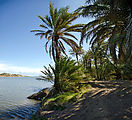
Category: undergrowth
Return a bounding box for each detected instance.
[32,84,91,120]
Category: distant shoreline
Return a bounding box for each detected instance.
[0,76,26,77]
[0,73,27,77]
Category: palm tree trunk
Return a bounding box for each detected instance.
[88,59,91,70]
[54,63,62,93]
[54,39,62,94]
[76,53,79,65]
[94,56,99,80]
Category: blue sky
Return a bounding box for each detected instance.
[0,0,89,75]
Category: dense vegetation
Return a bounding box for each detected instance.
[31,0,132,113]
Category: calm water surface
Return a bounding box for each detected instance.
[0,77,52,120]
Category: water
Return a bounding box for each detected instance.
[0,77,52,120]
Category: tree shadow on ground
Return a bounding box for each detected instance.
[42,80,132,120]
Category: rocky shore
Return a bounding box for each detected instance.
[27,88,51,101]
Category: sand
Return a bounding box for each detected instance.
[40,80,132,120]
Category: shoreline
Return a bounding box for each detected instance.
[0,76,27,77]
[0,73,27,77]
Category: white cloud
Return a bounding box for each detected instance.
[0,63,41,76]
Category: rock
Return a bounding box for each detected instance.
[27,88,50,100]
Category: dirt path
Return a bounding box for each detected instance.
[40,80,132,120]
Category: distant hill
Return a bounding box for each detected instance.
[0,73,26,77]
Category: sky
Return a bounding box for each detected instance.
[0,0,89,76]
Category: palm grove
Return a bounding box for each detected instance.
[31,0,132,94]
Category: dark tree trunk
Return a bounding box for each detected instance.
[115,68,122,80]
[54,63,62,94]
[86,59,91,70]
[53,39,62,94]
[76,53,79,65]
[88,59,92,70]
[127,0,132,13]
[94,56,99,80]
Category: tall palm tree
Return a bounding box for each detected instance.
[77,0,131,64]
[69,46,84,63]
[31,3,84,93]
[31,3,84,62]
[83,50,92,70]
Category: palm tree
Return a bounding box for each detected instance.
[37,58,82,92]
[82,43,117,80]
[31,3,84,62]
[31,3,84,93]
[69,46,84,63]
[77,0,131,64]
[83,50,92,70]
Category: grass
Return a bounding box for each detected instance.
[41,83,92,111]
[42,92,78,110]
[32,83,92,120]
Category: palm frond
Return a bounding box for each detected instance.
[40,24,48,29]
[63,32,78,40]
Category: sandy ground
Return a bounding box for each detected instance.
[40,80,132,120]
